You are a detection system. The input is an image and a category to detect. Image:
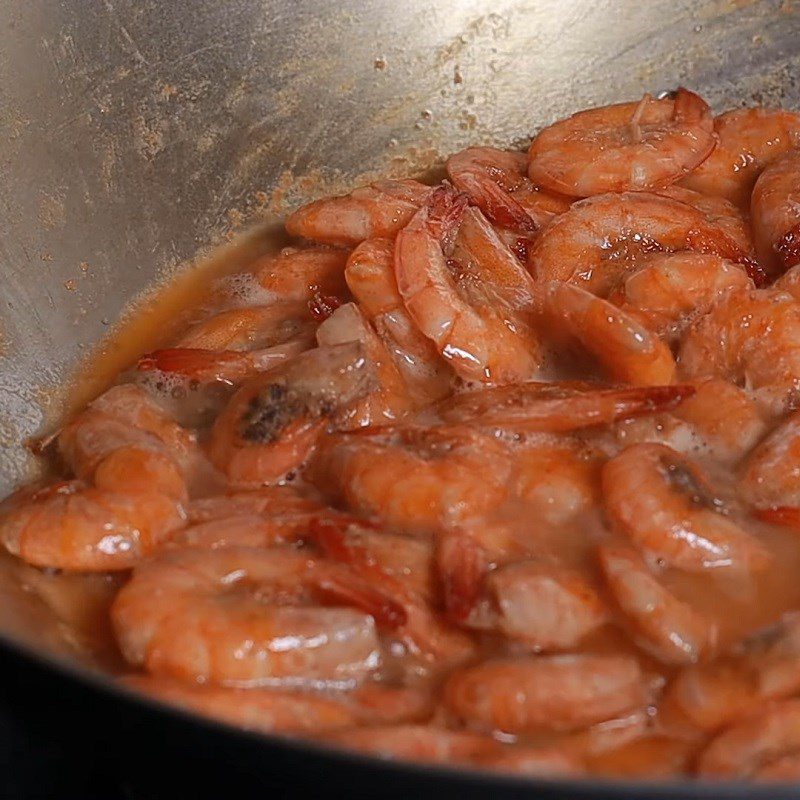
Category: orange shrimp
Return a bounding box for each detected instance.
[444,655,650,734]
[587,735,697,780]
[207,342,373,488]
[529,192,751,298]
[247,246,350,303]
[598,544,717,665]
[0,480,185,571]
[445,146,572,233]
[679,107,800,208]
[775,263,800,300]
[602,443,770,572]
[751,148,800,278]
[527,89,715,197]
[285,180,433,246]
[394,186,541,384]
[536,282,677,386]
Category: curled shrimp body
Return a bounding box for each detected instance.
[111,547,396,687]
[527,89,715,197]
[445,146,572,234]
[395,186,541,384]
[444,655,649,734]
[529,192,750,298]
[537,282,677,386]
[248,246,349,303]
[0,480,185,571]
[679,107,800,209]
[602,443,770,572]
[207,342,373,487]
[598,545,717,665]
[285,180,433,246]
[751,149,800,278]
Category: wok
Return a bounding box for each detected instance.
[2,0,800,796]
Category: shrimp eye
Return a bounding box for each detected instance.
[240,383,304,443]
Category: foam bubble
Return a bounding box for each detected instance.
[215,271,279,309]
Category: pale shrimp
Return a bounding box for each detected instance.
[602,443,771,572]
[444,654,650,734]
[536,282,677,386]
[0,480,185,571]
[111,546,405,686]
[311,425,512,533]
[678,288,800,414]
[673,378,767,463]
[679,107,800,208]
[344,238,453,403]
[325,725,584,777]
[697,699,800,779]
[123,675,430,736]
[207,342,373,487]
[438,381,693,434]
[527,88,715,197]
[529,192,751,297]
[486,561,608,649]
[445,146,572,233]
[606,253,754,339]
[247,246,350,303]
[751,148,800,278]
[666,612,800,733]
[394,186,541,384]
[739,409,800,510]
[285,179,433,246]
[598,544,717,665]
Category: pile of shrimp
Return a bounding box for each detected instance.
[7,87,800,782]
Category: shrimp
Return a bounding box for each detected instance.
[445,146,572,234]
[602,443,770,572]
[487,561,608,649]
[311,425,512,533]
[123,675,430,736]
[598,544,717,665]
[247,246,350,303]
[606,253,754,339]
[587,735,696,779]
[678,288,800,414]
[697,699,800,779]
[775,263,800,300]
[438,381,694,434]
[394,186,541,384]
[285,180,433,246]
[111,546,405,686]
[529,192,750,298]
[679,107,800,208]
[527,88,715,197]
[344,238,453,403]
[536,282,677,386]
[0,480,185,571]
[751,149,800,278]
[325,725,584,777]
[207,342,373,488]
[444,654,650,734]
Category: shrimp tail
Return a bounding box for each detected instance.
[313,567,408,629]
[468,177,538,235]
[139,348,248,378]
[437,533,488,623]
[425,184,469,253]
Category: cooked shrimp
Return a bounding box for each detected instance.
[588,735,696,779]
[536,282,677,386]
[344,238,453,403]
[247,246,350,303]
[445,146,572,233]
[285,180,433,246]
[438,381,693,434]
[678,288,800,414]
[111,546,405,686]
[598,544,717,664]
[607,252,754,339]
[207,342,373,487]
[0,480,185,571]
[394,186,541,384]
[697,699,800,779]
[679,107,800,208]
[444,654,649,734]
[487,561,608,649]
[312,425,511,533]
[602,443,770,572]
[325,725,584,777]
[529,192,750,298]
[528,88,715,197]
[751,148,800,278]
[775,263,800,300]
